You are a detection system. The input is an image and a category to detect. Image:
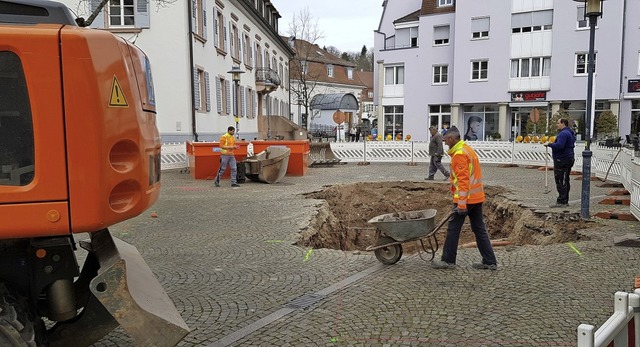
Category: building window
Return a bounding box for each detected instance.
[109,0,135,26]
[429,105,451,134]
[471,60,488,81]
[216,10,225,50]
[433,65,448,84]
[438,0,453,7]
[327,65,334,77]
[300,60,308,74]
[231,23,240,59]
[384,65,404,85]
[638,52,640,75]
[463,105,498,141]
[368,91,373,98]
[577,6,588,29]
[433,25,450,46]
[511,10,553,33]
[383,106,403,139]
[510,57,551,78]
[395,26,419,48]
[471,17,490,39]
[631,100,640,134]
[243,33,252,65]
[215,77,229,115]
[347,68,353,80]
[575,52,596,75]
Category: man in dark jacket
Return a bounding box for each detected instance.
[545,118,576,207]
[426,126,450,180]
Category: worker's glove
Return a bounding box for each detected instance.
[453,206,468,216]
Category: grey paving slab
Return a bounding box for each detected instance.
[90,163,639,347]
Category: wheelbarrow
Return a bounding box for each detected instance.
[365,209,454,265]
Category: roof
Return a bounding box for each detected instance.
[394,9,421,24]
[310,93,359,110]
[355,71,373,89]
[291,38,357,67]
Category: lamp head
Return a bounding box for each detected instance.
[227,65,245,82]
[573,0,605,17]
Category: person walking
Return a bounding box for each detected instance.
[545,118,576,207]
[426,126,450,180]
[349,126,357,142]
[431,126,498,270]
[214,126,240,188]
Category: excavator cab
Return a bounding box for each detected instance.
[0,1,188,346]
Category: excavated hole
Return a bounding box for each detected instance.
[297,181,592,252]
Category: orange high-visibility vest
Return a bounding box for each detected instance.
[447,140,485,209]
[219,133,236,156]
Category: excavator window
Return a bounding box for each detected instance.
[0,51,34,186]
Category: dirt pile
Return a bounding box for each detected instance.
[297,181,592,252]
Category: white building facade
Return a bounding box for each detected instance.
[62,0,294,142]
[374,0,638,142]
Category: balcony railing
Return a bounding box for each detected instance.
[255,68,281,87]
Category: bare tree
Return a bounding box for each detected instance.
[287,6,324,128]
[73,0,177,26]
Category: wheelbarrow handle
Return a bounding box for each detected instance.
[430,211,455,236]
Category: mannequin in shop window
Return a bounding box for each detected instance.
[464,116,482,141]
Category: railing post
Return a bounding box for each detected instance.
[408,141,417,166]
[578,324,595,347]
[632,291,640,347]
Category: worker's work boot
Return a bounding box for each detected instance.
[214,181,220,187]
[472,263,497,270]
[425,176,434,181]
[431,260,455,269]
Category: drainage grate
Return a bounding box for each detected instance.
[284,293,325,309]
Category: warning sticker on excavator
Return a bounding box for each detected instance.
[109,76,128,107]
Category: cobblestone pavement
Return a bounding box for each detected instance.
[92,163,640,347]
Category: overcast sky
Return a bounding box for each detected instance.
[273,0,383,54]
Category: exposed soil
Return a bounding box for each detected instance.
[297,181,593,252]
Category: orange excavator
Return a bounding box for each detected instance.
[0,0,189,346]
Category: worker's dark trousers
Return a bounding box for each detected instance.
[553,157,575,204]
[441,202,497,266]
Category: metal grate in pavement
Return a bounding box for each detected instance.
[284,293,325,309]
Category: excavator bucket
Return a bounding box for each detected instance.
[88,230,189,347]
[309,142,343,167]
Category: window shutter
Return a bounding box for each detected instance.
[229,21,234,58]
[471,17,489,33]
[249,38,253,65]
[213,9,219,48]
[532,10,553,26]
[253,91,257,118]
[223,16,228,51]
[202,0,208,40]
[215,77,222,113]
[204,71,211,112]
[135,0,150,28]
[240,34,245,64]
[226,82,231,115]
[191,0,197,33]
[241,87,246,117]
[90,0,105,29]
[193,68,200,110]
[433,25,449,40]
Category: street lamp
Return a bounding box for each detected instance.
[573,0,605,219]
[228,65,245,139]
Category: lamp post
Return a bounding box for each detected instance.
[573,0,605,219]
[227,65,245,139]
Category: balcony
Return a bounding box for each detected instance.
[255,68,281,93]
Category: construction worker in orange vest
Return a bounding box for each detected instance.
[214,126,240,188]
[432,126,497,270]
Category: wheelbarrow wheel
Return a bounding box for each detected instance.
[374,237,403,265]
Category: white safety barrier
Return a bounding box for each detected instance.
[577,290,640,347]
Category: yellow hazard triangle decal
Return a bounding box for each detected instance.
[109,76,129,107]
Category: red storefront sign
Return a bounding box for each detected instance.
[511,91,547,102]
